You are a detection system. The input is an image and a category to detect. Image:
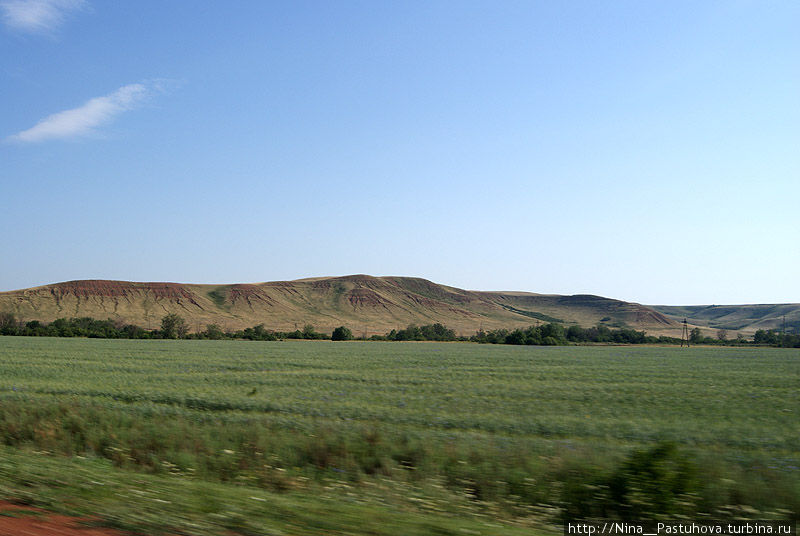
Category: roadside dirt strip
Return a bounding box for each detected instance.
[0,501,128,536]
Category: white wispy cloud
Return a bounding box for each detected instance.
[7,83,154,143]
[1,0,86,33]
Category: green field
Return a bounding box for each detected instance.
[0,338,798,534]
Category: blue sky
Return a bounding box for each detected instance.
[1,1,798,304]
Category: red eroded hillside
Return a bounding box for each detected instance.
[0,275,682,336]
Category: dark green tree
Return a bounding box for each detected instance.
[161,313,188,339]
[566,325,586,342]
[505,329,527,345]
[689,327,703,344]
[0,312,17,335]
[540,323,565,341]
[204,323,224,340]
[331,326,353,341]
[753,329,778,345]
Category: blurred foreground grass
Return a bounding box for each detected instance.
[0,445,541,535]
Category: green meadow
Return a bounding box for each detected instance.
[0,338,798,534]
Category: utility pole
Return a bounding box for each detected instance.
[783,315,787,345]
[681,318,690,348]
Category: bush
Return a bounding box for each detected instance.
[0,312,18,335]
[161,314,188,339]
[387,323,457,341]
[204,324,224,340]
[607,441,699,519]
[331,326,353,341]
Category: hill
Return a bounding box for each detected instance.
[0,275,679,336]
[651,303,800,335]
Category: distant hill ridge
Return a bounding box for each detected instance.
[652,303,800,336]
[0,275,761,337]
[10,275,800,336]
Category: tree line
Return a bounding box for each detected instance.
[2,311,798,347]
[467,323,695,345]
[683,326,800,348]
[0,312,313,340]
[752,328,800,348]
[0,312,350,341]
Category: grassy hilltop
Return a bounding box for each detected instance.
[0,274,679,336]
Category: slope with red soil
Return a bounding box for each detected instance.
[0,275,681,336]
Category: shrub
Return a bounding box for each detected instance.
[331,326,353,341]
[161,314,188,339]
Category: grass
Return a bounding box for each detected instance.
[0,445,540,536]
[207,287,230,310]
[0,338,798,533]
